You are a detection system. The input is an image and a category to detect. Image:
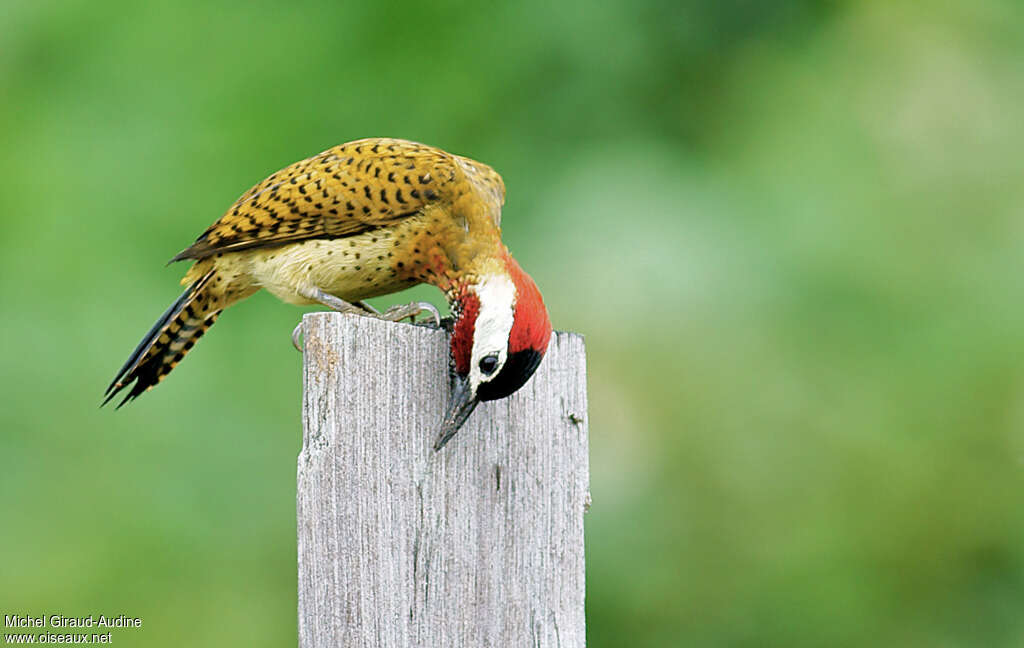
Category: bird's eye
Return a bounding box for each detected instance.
[479,354,499,376]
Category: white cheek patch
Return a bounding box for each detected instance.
[469,274,516,390]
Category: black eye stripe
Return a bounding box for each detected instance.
[479,354,499,375]
[477,349,543,402]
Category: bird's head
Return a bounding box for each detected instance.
[436,254,551,450]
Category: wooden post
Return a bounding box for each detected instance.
[297,312,589,648]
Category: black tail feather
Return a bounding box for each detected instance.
[103,270,217,407]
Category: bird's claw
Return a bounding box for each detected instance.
[381,301,441,327]
[292,301,442,352]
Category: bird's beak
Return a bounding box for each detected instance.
[435,373,479,451]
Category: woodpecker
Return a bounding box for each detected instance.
[103,138,552,449]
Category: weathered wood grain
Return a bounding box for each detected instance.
[297,312,589,648]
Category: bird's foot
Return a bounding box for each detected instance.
[352,300,380,315]
[293,287,374,351]
[292,296,442,351]
[380,301,441,328]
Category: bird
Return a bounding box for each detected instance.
[103,137,552,449]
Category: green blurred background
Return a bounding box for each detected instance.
[3,0,1023,645]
